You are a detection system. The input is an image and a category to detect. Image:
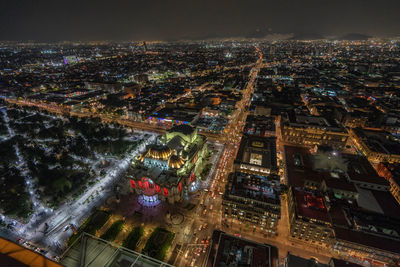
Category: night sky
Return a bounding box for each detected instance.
[1,0,399,41]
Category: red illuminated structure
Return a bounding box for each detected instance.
[190,172,195,183]
[163,188,169,197]
[305,193,325,210]
[129,176,181,204]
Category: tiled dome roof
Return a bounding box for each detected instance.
[168,155,185,169]
[145,146,172,160]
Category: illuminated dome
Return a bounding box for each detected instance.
[138,154,145,162]
[145,145,172,160]
[168,155,185,169]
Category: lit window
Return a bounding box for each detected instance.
[249,153,263,166]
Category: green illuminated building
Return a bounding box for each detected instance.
[127,125,208,204]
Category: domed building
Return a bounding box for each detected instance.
[127,125,209,204]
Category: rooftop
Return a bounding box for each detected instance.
[293,188,331,223]
[167,124,195,135]
[334,227,400,255]
[235,135,277,172]
[286,113,343,131]
[225,172,280,205]
[127,166,181,188]
[244,115,276,137]
[205,230,278,267]
[284,145,321,187]
[61,233,173,267]
[327,188,400,246]
[286,253,328,267]
[353,128,400,155]
[323,178,358,193]
[153,107,199,124]
[371,190,400,220]
[343,154,389,186]
[284,145,388,188]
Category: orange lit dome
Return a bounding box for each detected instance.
[168,155,185,169]
[138,154,145,162]
[145,146,172,160]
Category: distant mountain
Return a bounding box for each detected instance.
[244,28,272,39]
[289,33,325,40]
[337,33,372,40]
[166,32,374,42]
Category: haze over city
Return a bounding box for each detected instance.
[1,0,400,41]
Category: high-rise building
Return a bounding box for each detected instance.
[222,172,281,234]
[280,114,348,149]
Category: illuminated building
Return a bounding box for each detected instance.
[284,145,400,265]
[333,227,400,266]
[228,135,280,233]
[243,115,276,137]
[127,124,208,204]
[234,135,278,175]
[331,193,400,266]
[149,106,200,126]
[63,55,79,65]
[350,128,400,164]
[390,177,400,205]
[280,114,348,149]
[222,172,281,234]
[287,188,333,247]
[376,162,400,205]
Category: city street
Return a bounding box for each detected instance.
[176,48,336,265]
[42,133,156,257]
[174,48,264,267]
